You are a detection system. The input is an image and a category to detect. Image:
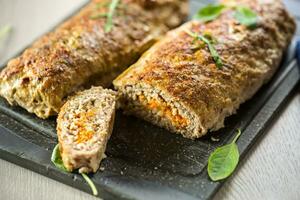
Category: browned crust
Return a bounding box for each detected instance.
[113,0,296,138]
[0,0,188,118]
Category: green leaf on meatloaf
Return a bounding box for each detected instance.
[193,3,258,29]
[193,4,226,22]
[234,6,258,29]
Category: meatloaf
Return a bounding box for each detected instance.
[57,86,116,173]
[113,0,296,139]
[0,0,188,118]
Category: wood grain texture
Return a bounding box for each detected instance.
[0,159,98,200]
[0,0,300,200]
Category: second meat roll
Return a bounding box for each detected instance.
[113,0,296,139]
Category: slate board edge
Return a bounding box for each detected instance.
[0,126,200,200]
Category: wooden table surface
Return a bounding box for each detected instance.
[0,0,300,200]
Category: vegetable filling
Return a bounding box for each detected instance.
[137,94,189,128]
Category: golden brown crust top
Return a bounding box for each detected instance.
[114,0,296,134]
[2,0,180,79]
[0,0,187,118]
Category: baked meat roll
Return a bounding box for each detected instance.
[0,0,188,118]
[57,86,116,173]
[113,0,296,139]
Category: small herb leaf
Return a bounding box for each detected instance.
[81,173,98,196]
[51,144,68,172]
[51,144,99,196]
[0,25,12,41]
[104,0,120,33]
[234,6,258,28]
[193,4,226,22]
[185,30,223,69]
[207,129,241,181]
[205,39,223,69]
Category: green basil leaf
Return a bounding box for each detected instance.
[193,4,226,22]
[104,0,120,33]
[207,129,241,181]
[234,6,258,28]
[51,144,99,196]
[51,144,68,172]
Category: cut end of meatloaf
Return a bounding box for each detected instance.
[114,83,204,139]
[57,86,116,173]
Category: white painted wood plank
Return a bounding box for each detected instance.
[0,159,99,200]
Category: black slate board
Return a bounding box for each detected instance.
[0,1,299,200]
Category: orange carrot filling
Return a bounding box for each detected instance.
[139,95,188,127]
[76,130,94,143]
[75,109,96,143]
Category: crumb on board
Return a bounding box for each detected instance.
[211,136,220,142]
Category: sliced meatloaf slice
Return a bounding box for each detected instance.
[57,86,116,173]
